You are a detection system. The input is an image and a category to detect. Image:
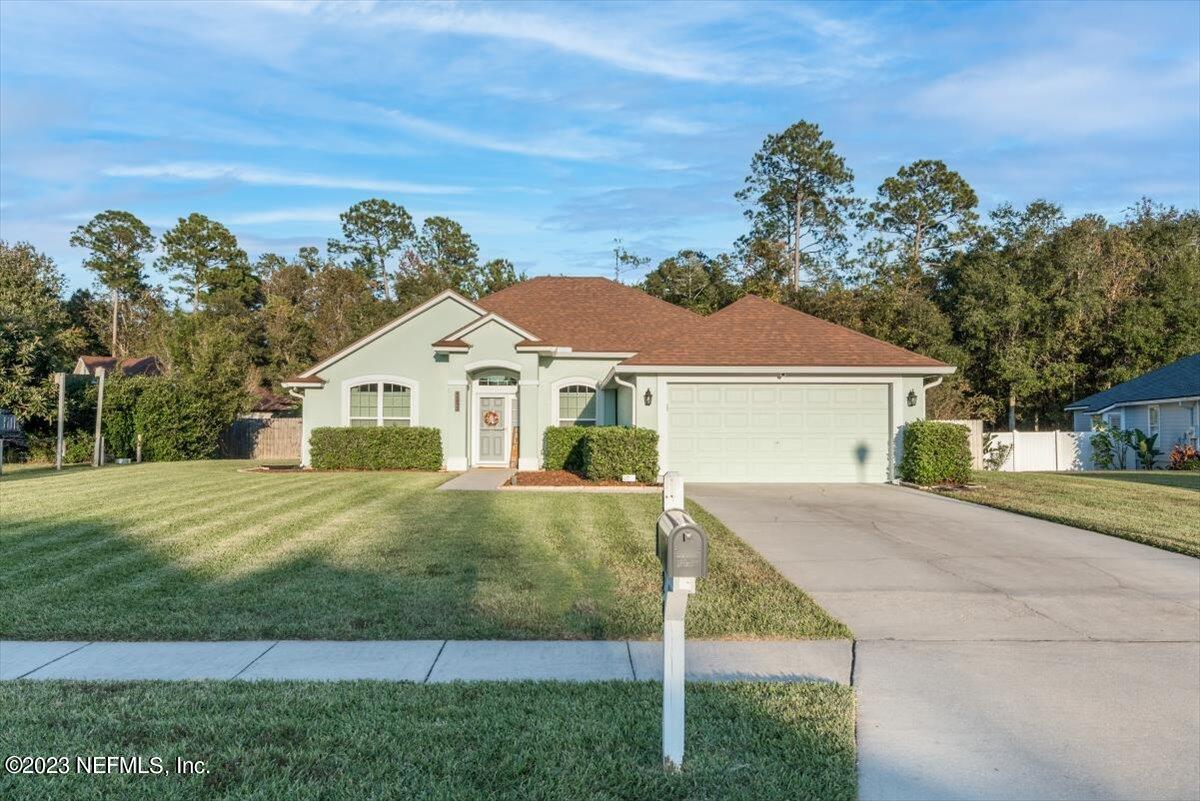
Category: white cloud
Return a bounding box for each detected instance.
[102,162,469,194]
[226,207,345,225]
[914,47,1199,139]
[370,106,628,162]
[641,113,711,137]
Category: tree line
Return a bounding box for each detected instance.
[2,118,1197,438]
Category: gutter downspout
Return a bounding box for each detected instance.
[613,375,637,428]
[922,376,944,394]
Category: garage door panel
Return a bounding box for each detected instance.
[667,382,891,483]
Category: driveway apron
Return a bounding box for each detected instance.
[690,483,1200,801]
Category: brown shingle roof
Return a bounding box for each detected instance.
[476,276,705,352]
[76,355,164,377]
[622,294,949,368]
[251,387,299,412]
[431,338,470,349]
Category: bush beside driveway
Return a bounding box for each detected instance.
[0,461,848,641]
[937,470,1200,557]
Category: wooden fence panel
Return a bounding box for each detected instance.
[220,417,301,460]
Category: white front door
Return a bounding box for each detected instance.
[477,396,507,465]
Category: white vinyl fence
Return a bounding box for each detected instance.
[984,430,1095,472]
[942,420,1099,472]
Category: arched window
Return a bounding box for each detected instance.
[349,381,412,427]
[558,384,597,427]
[476,371,518,387]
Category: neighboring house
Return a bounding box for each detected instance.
[282,277,954,482]
[244,387,300,420]
[73,355,164,378]
[1066,353,1200,462]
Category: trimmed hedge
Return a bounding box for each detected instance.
[541,425,659,482]
[543,426,589,471]
[310,426,442,470]
[900,420,972,486]
[582,427,659,482]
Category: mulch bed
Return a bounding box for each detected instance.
[506,470,658,487]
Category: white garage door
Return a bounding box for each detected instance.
[666,383,891,482]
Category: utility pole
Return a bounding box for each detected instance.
[92,367,106,467]
[55,372,65,470]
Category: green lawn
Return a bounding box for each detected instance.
[939,470,1200,557]
[0,680,855,801]
[0,461,847,640]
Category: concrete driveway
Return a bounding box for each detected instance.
[690,483,1200,801]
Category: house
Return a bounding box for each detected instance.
[73,355,164,378]
[244,387,300,420]
[282,277,955,482]
[1065,353,1200,461]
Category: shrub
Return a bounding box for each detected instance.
[543,426,590,472]
[17,432,93,464]
[132,377,242,462]
[1090,423,1134,470]
[982,432,1012,471]
[1169,443,1200,471]
[900,420,972,486]
[310,426,442,470]
[1132,429,1162,470]
[580,426,659,482]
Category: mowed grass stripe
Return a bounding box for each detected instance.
[13,477,353,600]
[1,473,330,586]
[2,461,848,641]
[0,469,291,556]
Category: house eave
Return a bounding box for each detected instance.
[1091,395,1200,415]
[612,364,957,376]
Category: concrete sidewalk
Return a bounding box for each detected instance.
[0,639,851,683]
[436,468,515,491]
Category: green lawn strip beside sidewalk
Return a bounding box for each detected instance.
[938,470,1200,558]
[0,680,856,801]
[0,461,848,640]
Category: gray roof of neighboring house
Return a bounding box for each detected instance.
[1065,353,1200,412]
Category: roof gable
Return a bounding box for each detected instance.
[298,290,485,378]
[1065,353,1200,412]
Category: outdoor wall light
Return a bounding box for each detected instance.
[907,389,918,407]
[644,388,653,406]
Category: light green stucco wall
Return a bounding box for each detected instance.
[298,296,478,465]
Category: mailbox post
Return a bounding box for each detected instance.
[657,471,708,772]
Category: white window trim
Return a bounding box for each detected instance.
[1148,404,1160,437]
[471,376,518,467]
[340,375,419,427]
[551,377,599,428]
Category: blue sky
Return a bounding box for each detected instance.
[2,0,1197,294]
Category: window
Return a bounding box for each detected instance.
[1148,405,1160,437]
[1104,411,1123,430]
[557,384,596,427]
[476,372,517,386]
[349,381,412,427]
[1090,414,1103,430]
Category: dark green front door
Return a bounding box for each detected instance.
[479,396,506,464]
